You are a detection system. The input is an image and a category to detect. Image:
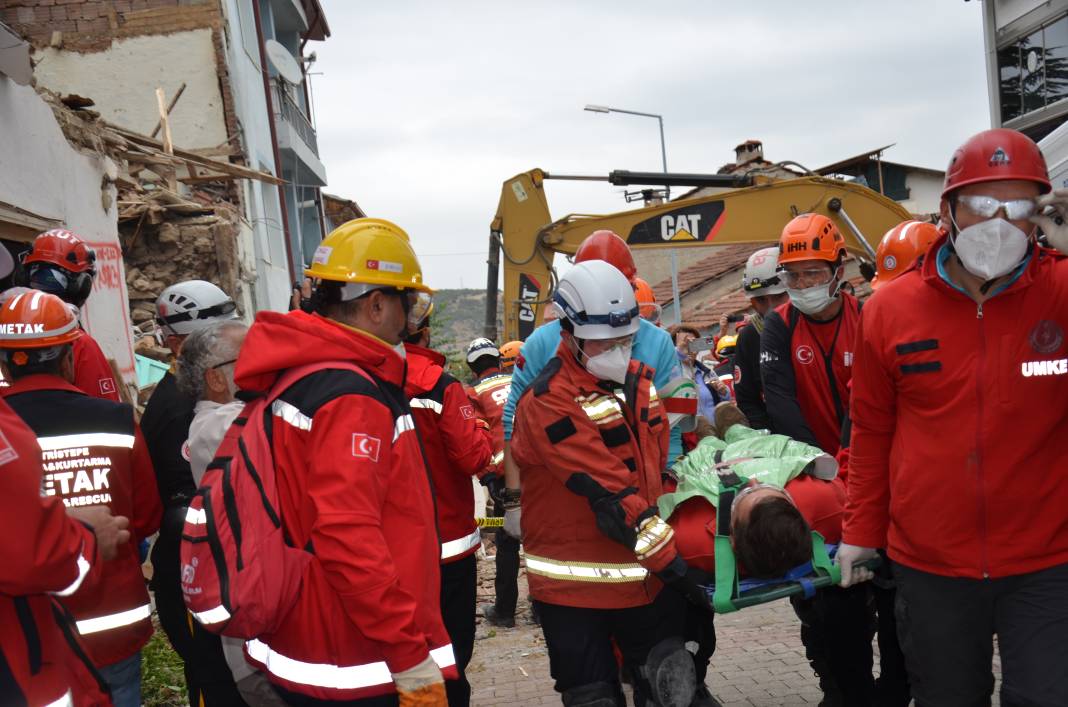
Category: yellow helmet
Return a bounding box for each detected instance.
[715,334,737,357]
[306,218,432,294]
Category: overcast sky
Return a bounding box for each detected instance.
[311,1,989,289]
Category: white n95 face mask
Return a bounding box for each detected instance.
[584,343,632,384]
[787,283,839,316]
[953,218,1029,281]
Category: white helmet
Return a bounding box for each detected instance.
[741,247,786,298]
[554,260,639,340]
[155,280,238,337]
[466,337,499,363]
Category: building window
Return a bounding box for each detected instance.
[999,14,1068,122]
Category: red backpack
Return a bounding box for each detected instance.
[179,361,367,638]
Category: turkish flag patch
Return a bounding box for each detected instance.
[99,377,117,396]
[459,404,475,419]
[516,354,526,371]
[0,430,18,466]
[352,433,381,462]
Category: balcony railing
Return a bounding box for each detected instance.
[272,79,318,155]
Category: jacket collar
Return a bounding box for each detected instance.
[404,342,446,367]
[477,366,503,381]
[1,373,86,398]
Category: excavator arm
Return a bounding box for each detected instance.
[486,168,912,342]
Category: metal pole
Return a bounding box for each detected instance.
[657,114,682,324]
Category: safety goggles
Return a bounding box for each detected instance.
[779,267,834,289]
[955,194,1037,221]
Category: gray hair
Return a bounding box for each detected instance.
[175,320,247,400]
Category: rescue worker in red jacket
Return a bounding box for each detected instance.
[0,290,161,707]
[234,218,454,705]
[511,260,704,707]
[0,395,135,707]
[403,312,493,707]
[759,214,860,455]
[839,128,1068,706]
[23,229,120,402]
[465,338,520,628]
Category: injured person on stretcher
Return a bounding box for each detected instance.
[660,403,879,704]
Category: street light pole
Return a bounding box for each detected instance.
[584,104,682,324]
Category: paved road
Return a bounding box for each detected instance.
[467,549,1002,706]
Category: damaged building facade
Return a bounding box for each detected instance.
[1,0,334,322]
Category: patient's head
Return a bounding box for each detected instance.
[731,483,811,579]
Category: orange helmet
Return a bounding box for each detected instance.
[872,220,942,290]
[778,214,846,265]
[499,340,522,371]
[633,277,661,322]
[574,230,637,283]
[0,290,82,354]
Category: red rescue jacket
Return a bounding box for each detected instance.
[404,343,493,563]
[670,476,846,575]
[3,375,161,668]
[72,332,120,402]
[233,311,456,701]
[846,241,1068,578]
[466,367,511,475]
[760,294,860,455]
[512,341,675,609]
[0,398,110,706]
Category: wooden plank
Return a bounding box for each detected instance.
[108,125,286,185]
[151,83,186,139]
[179,173,237,184]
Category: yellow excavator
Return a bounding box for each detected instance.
[485,168,913,342]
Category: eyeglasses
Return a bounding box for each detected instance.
[210,358,237,370]
[779,267,833,288]
[956,194,1037,221]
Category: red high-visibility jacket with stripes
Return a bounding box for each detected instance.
[0,398,110,707]
[233,311,457,701]
[3,375,161,669]
[404,343,493,563]
[466,367,511,476]
[512,342,678,609]
[72,332,120,402]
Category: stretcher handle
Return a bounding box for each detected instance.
[730,556,882,610]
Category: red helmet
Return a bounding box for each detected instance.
[574,230,636,283]
[24,229,96,274]
[942,128,1051,198]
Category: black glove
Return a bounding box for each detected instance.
[657,556,714,612]
[481,473,504,505]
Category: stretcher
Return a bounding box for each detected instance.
[703,469,881,613]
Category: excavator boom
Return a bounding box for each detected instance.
[486,168,912,342]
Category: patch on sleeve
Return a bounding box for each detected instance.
[544,416,577,444]
[459,404,475,419]
[180,440,191,462]
[598,423,631,448]
[516,353,526,371]
[352,433,382,462]
[99,377,116,396]
[0,430,18,466]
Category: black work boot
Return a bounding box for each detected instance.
[480,603,515,628]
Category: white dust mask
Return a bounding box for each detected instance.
[953,218,1029,281]
[787,283,839,316]
[584,343,632,384]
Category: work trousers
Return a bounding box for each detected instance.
[534,599,661,699]
[493,503,521,618]
[151,506,247,706]
[440,554,477,707]
[893,560,1068,707]
[274,687,398,706]
[790,583,876,705]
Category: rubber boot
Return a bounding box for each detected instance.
[635,638,697,707]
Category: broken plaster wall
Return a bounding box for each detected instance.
[122,205,243,329]
[32,29,228,150]
[0,78,136,386]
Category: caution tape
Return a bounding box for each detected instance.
[475,517,504,528]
